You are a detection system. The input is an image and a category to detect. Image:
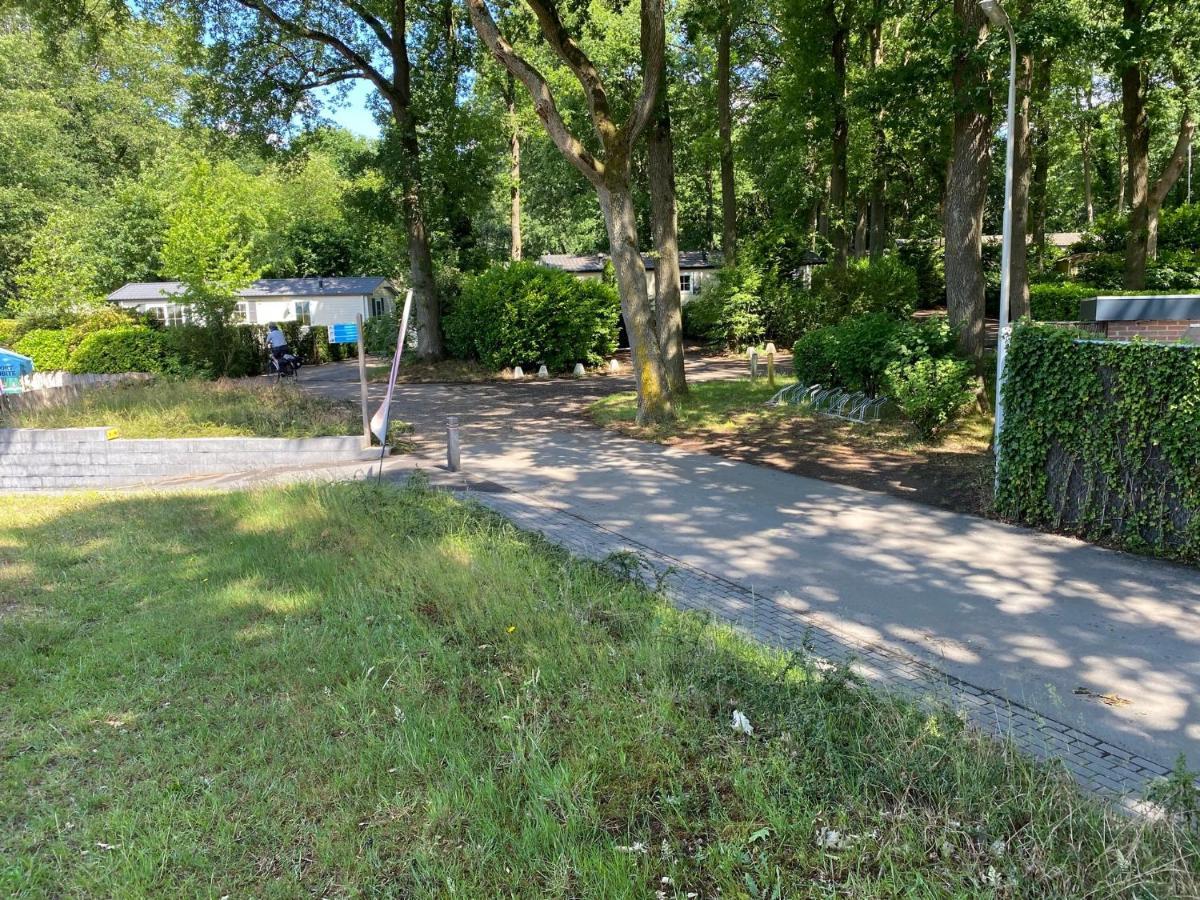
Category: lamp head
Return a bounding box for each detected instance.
[978,0,1010,29]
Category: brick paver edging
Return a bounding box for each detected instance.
[468,486,1173,806]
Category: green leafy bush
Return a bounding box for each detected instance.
[681,292,724,342]
[14,328,73,371]
[443,262,620,372]
[996,323,1200,561]
[1076,250,1200,292]
[66,326,181,374]
[808,256,917,324]
[1028,282,1098,321]
[0,318,21,348]
[364,312,399,355]
[884,356,975,440]
[712,264,766,350]
[793,314,959,397]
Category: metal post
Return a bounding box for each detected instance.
[356,312,370,446]
[981,0,1016,493]
[446,416,461,472]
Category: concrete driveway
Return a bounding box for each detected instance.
[300,358,1200,789]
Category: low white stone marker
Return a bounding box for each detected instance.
[573,363,586,376]
[512,365,525,379]
[537,364,550,379]
[608,358,621,373]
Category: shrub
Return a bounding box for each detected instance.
[681,291,724,342]
[0,318,20,347]
[14,328,73,371]
[1028,282,1099,321]
[792,314,959,398]
[365,312,399,355]
[884,356,975,440]
[73,306,137,335]
[66,326,180,374]
[444,262,620,372]
[808,256,917,325]
[712,264,766,350]
[896,240,946,309]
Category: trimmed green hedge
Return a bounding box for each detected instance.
[1028,282,1098,321]
[14,328,73,371]
[444,262,620,372]
[67,326,182,374]
[996,323,1200,561]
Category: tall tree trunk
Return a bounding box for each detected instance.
[1117,121,1127,213]
[1079,84,1095,225]
[853,199,868,256]
[704,163,715,249]
[1009,48,1034,321]
[868,16,887,261]
[829,0,850,267]
[1147,111,1195,259]
[599,176,674,422]
[647,69,686,395]
[1121,0,1151,289]
[1027,60,1051,273]
[944,0,992,362]
[717,14,737,264]
[506,75,522,260]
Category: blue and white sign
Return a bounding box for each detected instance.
[329,322,360,344]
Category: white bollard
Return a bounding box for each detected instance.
[446,415,460,472]
[764,342,776,355]
[573,362,586,376]
[537,364,549,379]
[748,348,759,380]
[512,365,524,379]
[608,358,621,373]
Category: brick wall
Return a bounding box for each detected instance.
[1105,319,1195,342]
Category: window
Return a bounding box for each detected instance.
[164,304,187,327]
[294,301,312,326]
[143,305,166,324]
[679,273,693,294]
[370,295,387,318]
[235,301,256,324]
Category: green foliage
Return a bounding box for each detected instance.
[1077,251,1200,292]
[884,356,975,440]
[809,257,918,324]
[681,291,725,342]
[1147,755,1200,830]
[896,240,946,309]
[66,326,180,374]
[364,312,399,355]
[0,318,18,347]
[1028,282,1098,321]
[996,324,1200,561]
[712,264,766,351]
[13,328,73,371]
[444,262,620,372]
[793,314,959,397]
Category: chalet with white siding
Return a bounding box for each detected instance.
[107,277,397,327]
[539,252,721,301]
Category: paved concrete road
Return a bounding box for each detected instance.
[300,360,1200,780]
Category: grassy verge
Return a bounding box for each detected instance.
[368,358,499,384]
[2,482,1197,895]
[0,378,361,438]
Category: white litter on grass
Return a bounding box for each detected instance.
[816,828,844,850]
[730,709,753,735]
[616,841,649,854]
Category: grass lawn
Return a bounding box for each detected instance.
[368,358,498,384]
[2,482,1197,896]
[0,378,361,439]
[591,379,995,516]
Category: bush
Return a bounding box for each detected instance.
[808,256,917,324]
[681,291,724,342]
[713,264,766,350]
[443,262,620,372]
[793,314,959,398]
[0,318,20,348]
[884,356,975,440]
[13,328,73,371]
[66,326,181,374]
[896,240,946,309]
[365,312,399,355]
[1028,282,1099,321]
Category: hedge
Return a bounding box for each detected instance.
[444,262,620,372]
[66,326,181,374]
[0,318,19,348]
[14,328,73,371]
[996,323,1200,561]
[1028,282,1098,321]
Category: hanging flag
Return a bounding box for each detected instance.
[369,289,413,446]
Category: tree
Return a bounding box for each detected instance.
[944,0,993,361]
[467,0,677,423]
[196,0,444,357]
[1117,0,1198,289]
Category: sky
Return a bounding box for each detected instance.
[321,80,382,140]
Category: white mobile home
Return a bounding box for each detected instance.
[539,252,721,301]
[107,277,397,327]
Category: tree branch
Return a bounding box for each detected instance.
[1150,101,1195,208]
[523,0,616,144]
[627,0,665,147]
[334,0,395,55]
[232,0,396,102]
[466,0,603,187]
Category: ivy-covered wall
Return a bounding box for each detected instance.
[996,324,1200,562]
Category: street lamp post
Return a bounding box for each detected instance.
[980,0,1016,491]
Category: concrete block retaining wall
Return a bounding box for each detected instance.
[0,427,370,490]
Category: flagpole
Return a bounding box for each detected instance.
[370,290,414,483]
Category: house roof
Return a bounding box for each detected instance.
[539,252,722,273]
[108,277,394,303]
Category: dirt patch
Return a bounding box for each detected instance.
[604,414,994,517]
